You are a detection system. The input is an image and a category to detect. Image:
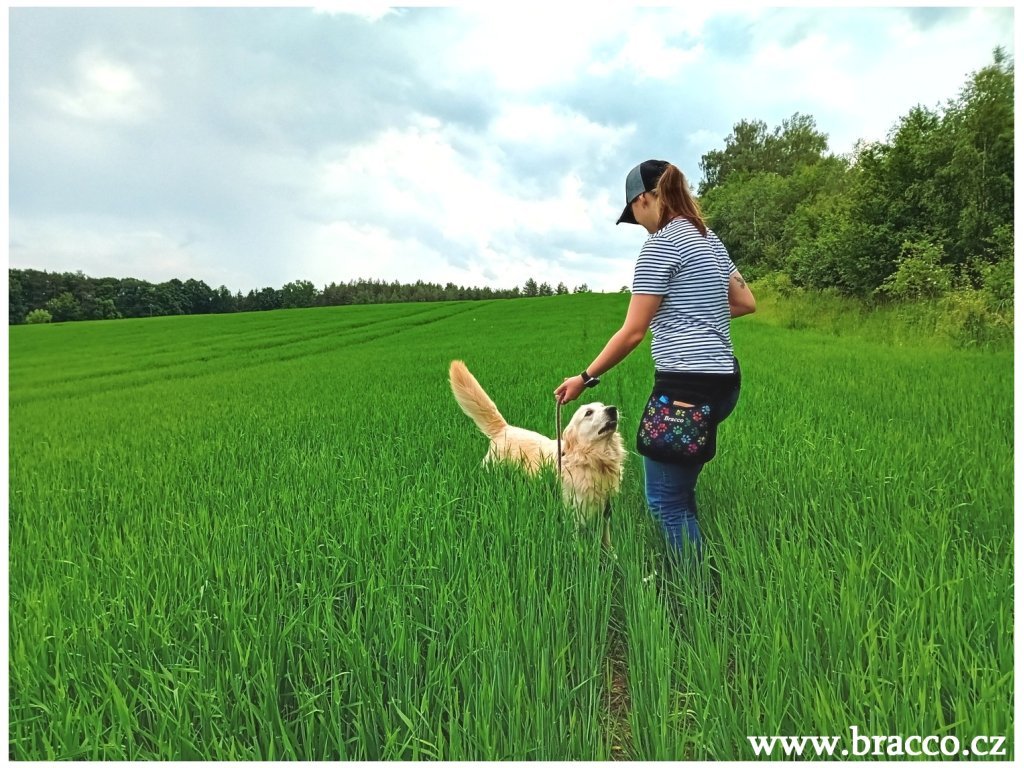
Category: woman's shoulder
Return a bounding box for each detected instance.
[657,218,713,248]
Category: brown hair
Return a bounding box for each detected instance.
[654,164,707,236]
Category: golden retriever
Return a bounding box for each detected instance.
[448,360,626,545]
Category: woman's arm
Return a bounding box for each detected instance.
[555,293,663,404]
[729,271,756,317]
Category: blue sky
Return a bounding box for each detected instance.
[7,4,1016,294]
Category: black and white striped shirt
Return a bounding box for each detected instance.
[631,218,737,374]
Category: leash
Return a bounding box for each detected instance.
[603,500,614,551]
[555,397,563,475]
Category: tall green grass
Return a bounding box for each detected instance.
[750,276,1014,349]
[8,294,1013,759]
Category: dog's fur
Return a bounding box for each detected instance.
[448,360,626,539]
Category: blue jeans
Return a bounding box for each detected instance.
[642,386,740,569]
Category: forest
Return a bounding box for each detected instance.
[699,48,1013,307]
[10,49,1012,329]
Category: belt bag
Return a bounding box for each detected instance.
[636,360,740,465]
[637,394,717,464]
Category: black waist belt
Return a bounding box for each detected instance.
[653,357,741,405]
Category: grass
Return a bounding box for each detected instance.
[749,278,1014,350]
[8,293,1014,759]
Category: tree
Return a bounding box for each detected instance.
[875,240,953,301]
[538,282,554,296]
[701,172,790,275]
[183,278,215,314]
[783,162,898,296]
[937,46,1014,271]
[792,49,1014,296]
[9,271,27,324]
[92,299,121,320]
[211,286,236,313]
[698,113,829,194]
[254,286,282,311]
[522,278,539,297]
[114,278,159,317]
[281,279,317,308]
[10,268,63,321]
[155,280,188,316]
[45,292,81,322]
[87,277,121,319]
[555,282,569,295]
[702,156,848,278]
[699,118,770,194]
[25,309,52,324]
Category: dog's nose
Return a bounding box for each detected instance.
[606,406,618,418]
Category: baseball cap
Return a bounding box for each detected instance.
[616,159,669,225]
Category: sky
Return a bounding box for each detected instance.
[6,3,1018,295]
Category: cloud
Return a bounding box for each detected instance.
[905,6,972,32]
[7,6,1016,295]
[311,2,399,22]
[36,48,158,124]
[9,215,249,290]
[303,110,638,289]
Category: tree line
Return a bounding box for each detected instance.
[11,49,1012,326]
[699,47,1013,312]
[9,271,597,324]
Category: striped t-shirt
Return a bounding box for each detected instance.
[631,217,737,374]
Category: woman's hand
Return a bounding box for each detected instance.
[554,375,586,405]
[553,294,662,405]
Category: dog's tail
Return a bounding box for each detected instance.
[449,360,507,439]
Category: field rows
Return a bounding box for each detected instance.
[10,302,483,406]
[8,294,1014,759]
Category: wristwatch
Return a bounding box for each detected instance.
[580,370,600,388]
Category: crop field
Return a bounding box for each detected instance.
[8,294,1013,760]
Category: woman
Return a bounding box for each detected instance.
[555,159,755,571]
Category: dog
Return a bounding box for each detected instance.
[448,360,626,546]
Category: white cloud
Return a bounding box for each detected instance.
[300,219,537,290]
[447,6,624,92]
[310,2,398,22]
[588,10,711,79]
[686,128,720,150]
[300,110,642,290]
[9,216,246,289]
[697,7,1013,156]
[36,49,158,124]
[447,7,718,91]
[316,114,599,244]
[8,6,1014,294]
[487,102,635,175]
[490,102,626,146]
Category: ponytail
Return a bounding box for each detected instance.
[655,164,707,236]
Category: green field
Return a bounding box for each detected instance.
[8,294,1013,760]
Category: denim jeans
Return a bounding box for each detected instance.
[642,385,740,569]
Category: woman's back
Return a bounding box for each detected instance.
[632,217,736,374]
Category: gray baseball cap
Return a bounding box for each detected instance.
[616,159,669,225]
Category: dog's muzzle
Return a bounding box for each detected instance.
[598,406,619,435]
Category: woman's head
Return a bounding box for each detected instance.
[616,160,707,236]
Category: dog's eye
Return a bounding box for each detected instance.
[584,409,594,417]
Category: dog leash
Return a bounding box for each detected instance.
[555,397,562,475]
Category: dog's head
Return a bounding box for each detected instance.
[562,402,620,450]
[560,402,626,507]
